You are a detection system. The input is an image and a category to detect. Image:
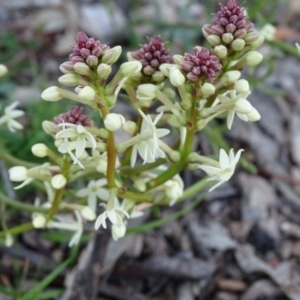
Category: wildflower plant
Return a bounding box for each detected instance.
[1,0,264,246]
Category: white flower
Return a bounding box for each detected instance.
[0,102,24,132]
[260,24,276,41]
[199,148,243,192]
[296,43,300,54]
[55,123,96,169]
[95,198,129,239]
[47,210,83,247]
[218,90,254,129]
[8,163,57,189]
[131,109,170,167]
[76,178,110,212]
[164,174,184,206]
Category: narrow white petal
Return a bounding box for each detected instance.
[156,128,170,138]
[75,135,86,158]
[208,180,225,192]
[88,193,97,212]
[9,110,24,118]
[131,145,138,167]
[153,111,163,126]
[76,188,89,197]
[107,210,118,224]
[237,112,249,122]
[96,188,110,202]
[55,128,77,139]
[219,149,230,170]
[230,149,244,168]
[227,109,235,129]
[199,165,221,176]
[84,131,97,149]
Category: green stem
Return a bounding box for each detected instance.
[98,88,117,188]
[0,151,36,168]
[0,222,33,238]
[47,156,70,220]
[120,158,166,175]
[269,40,300,58]
[117,190,154,203]
[0,192,48,213]
[146,159,186,190]
[127,192,207,234]
[178,177,209,202]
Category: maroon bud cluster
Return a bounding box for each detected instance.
[131,36,172,76]
[69,32,110,67]
[54,107,92,127]
[203,0,253,40]
[180,48,222,83]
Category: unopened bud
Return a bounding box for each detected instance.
[123,120,136,134]
[104,113,126,131]
[102,46,122,64]
[58,74,82,86]
[247,107,261,121]
[8,166,28,182]
[245,51,263,66]
[152,71,165,82]
[41,86,62,101]
[173,55,184,65]
[235,99,252,114]
[159,63,173,77]
[244,32,260,43]
[5,232,13,247]
[81,206,96,220]
[231,39,245,51]
[234,79,249,94]
[162,87,176,99]
[207,35,221,46]
[169,68,185,87]
[78,86,96,101]
[250,35,265,49]
[59,61,75,74]
[234,29,247,39]
[51,174,67,189]
[201,83,216,98]
[136,83,157,106]
[222,33,234,44]
[42,120,57,135]
[0,64,8,77]
[74,62,92,76]
[214,45,228,59]
[97,63,112,80]
[33,214,47,228]
[32,143,48,157]
[120,61,142,77]
[224,70,241,83]
[86,55,98,67]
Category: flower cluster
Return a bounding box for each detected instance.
[69,31,110,66]
[3,0,265,247]
[180,47,222,83]
[54,106,92,127]
[131,36,172,82]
